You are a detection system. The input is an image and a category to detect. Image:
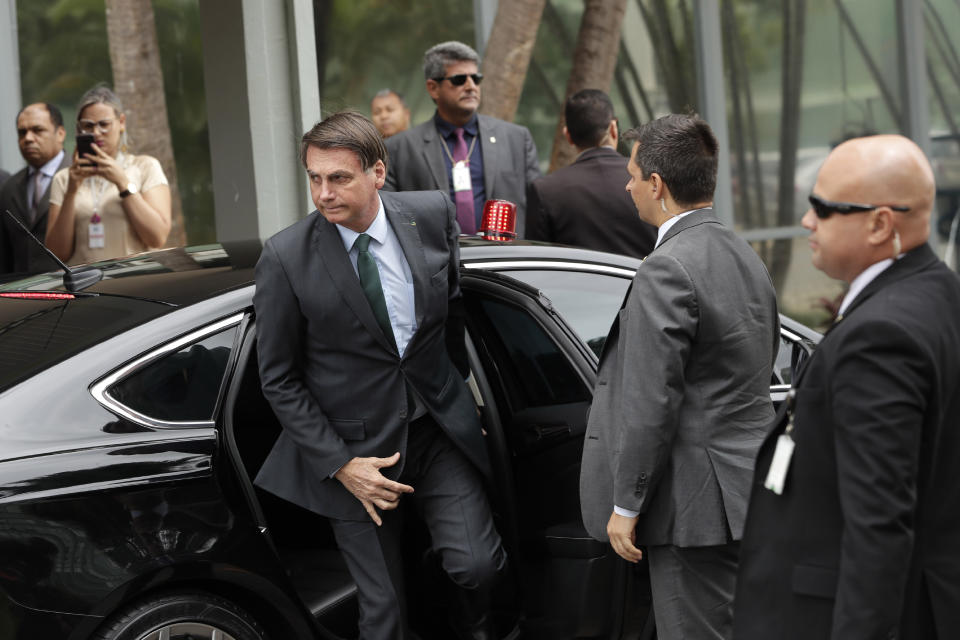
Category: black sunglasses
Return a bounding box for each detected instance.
[808,194,911,220]
[434,73,483,86]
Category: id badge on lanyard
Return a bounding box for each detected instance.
[452,160,472,192]
[89,213,105,249]
[89,177,107,249]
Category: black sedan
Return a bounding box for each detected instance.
[0,239,819,640]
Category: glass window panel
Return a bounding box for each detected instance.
[500,269,630,357]
[109,327,237,422]
[925,0,960,267]
[467,294,590,411]
[721,0,903,330]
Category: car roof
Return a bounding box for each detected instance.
[0,238,642,307]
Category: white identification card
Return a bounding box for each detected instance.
[452,161,472,192]
[89,222,105,249]
[763,434,795,495]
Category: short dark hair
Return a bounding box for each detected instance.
[299,111,388,172]
[16,102,64,128]
[623,114,718,206]
[423,41,480,80]
[565,89,614,149]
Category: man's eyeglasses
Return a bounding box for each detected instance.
[433,73,483,87]
[808,194,910,220]
[78,118,115,135]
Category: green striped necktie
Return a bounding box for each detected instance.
[354,233,397,349]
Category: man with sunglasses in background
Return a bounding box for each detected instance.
[734,135,960,640]
[384,41,540,237]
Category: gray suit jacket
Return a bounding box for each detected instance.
[253,190,487,521]
[0,154,71,275]
[580,210,779,547]
[383,114,540,237]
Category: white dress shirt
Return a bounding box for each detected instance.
[335,195,418,357]
[837,255,900,317]
[653,207,708,249]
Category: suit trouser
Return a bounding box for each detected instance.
[646,541,740,640]
[330,414,505,640]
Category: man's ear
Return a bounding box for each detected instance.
[563,126,574,146]
[426,79,440,102]
[373,159,386,188]
[649,172,664,199]
[867,207,895,246]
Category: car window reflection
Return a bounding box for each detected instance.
[108,328,235,422]
[498,270,630,358]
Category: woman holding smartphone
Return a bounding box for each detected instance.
[46,85,171,265]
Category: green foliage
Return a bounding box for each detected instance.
[15,0,215,244]
[321,0,474,121]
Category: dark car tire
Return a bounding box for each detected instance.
[92,590,267,640]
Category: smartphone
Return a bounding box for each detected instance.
[76,134,97,166]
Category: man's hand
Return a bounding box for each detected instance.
[607,511,643,563]
[334,453,414,525]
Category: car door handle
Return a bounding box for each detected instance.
[532,424,571,441]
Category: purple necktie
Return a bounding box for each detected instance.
[453,127,476,235]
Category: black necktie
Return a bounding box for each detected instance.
[354,233,396,349]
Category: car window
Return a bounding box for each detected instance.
[108,326,237,423]
[498,269,630,357]
[466,294,590,411]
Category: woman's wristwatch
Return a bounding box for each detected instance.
[119,182,139,198]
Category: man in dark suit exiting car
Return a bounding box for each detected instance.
[253,112,504,640]
[734,135,960,640]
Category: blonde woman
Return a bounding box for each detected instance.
[47,86,171,265]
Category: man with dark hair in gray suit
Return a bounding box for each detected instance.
[0,102,69,275]
[383,41,540,237]
[525,89,656,258]
[254,111,503,640]
[580,114,779,640]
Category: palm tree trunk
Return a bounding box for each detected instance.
[105,0,185,247]
[480,0,548,123]
[772,0,806,292]
[548,0,629,171]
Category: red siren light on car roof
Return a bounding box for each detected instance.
[479,199,517,242]
[0,292,76,300]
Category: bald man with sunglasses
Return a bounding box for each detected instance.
[734,135,960,640]
[384,41,540,237]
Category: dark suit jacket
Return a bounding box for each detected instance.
[525,147,657,258]
[253,190,487,521]
[580,210,779,547]
[383,114,540,237]
[0,154,71,276]
[734,244,960,640]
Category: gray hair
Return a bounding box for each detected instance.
[76,85,124,120]
[373,89,406,106]
[423,41,480,80]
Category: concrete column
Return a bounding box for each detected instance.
[693,0,733,228]
[474,0,498,58]
[199,0,321,243]
[0,0,23,173]
[897,0,937,252]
